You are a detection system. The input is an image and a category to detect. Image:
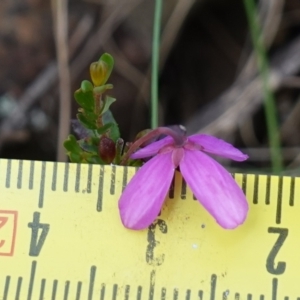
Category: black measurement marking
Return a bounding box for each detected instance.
[17,160,23,189]
[210,274,216,300]
[276,177,283,224]
[161,288,166,300]
[267,227,288,275]
[265,176,271,205]
[289,177,295,206]
[28,212,50,256]
[97,166,104,212]
[38,162,46,208]
[75,163,81,193]
[235,293,240,300]
[247,294,252,300]
[272,278,278,300]
[27,260,37,300]
[149,270,155,300]
[242,174,247,194]
[284,297,289,300]
[198,290,203,300]
[134,167,139,175]
[52,280,58,300]
[253,174,259,204]
[5,159,11,188]
[87,164,92,193]
[259,295,264,300]
[110,165,116,194]
[2,276,10,300]
[100,283,105,300]
[173,288,178,300]
[112,284,118,300]
[193,194,197,200]
[15,277,23,299]
[63,281,70,300]
[181,178,187,200]
[52,162,57,191]
[29,161,35,189]
[122,167,128,192]
[63,163,69,192]
[136,286,142,300]
[223,290,229,300]
[39,279,46,300]
[146,220,167,266]
[168,175,175,199]
[88,266,96,300]
[125,285,130,300]
[75,282,82,300]
[186,289,191,300]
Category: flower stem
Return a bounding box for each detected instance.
[151,0,162,129]
[243,0,283,174]
[94,92,103,128]
[120,127,185,165]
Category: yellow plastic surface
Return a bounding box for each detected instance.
[0,159,299,299]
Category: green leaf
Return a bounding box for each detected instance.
[68,152,82,163]
[99,53,114,84]
[81,110,97,122]
[114,138,124,164]
[85,155,104,164]
[81,80,94,92]
[108,124,120,142]
[128,159,143,167]
[63,135,81,154]
[100,95,116,115]
[96,123,113,135]
[78,140,98,154]
[93,84,113,94]
[77,113,97,130]
[102,110,120,141]
[74,89,94,112]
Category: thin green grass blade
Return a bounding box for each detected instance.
[151,0,163,129]
[243,0,283,174]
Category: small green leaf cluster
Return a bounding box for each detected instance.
[63,53,141,166]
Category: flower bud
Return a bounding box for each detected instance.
[89,53,114,87]
[90,61,107,87]
[98,136,116,164]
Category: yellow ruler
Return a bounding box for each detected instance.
[0,158,299,299]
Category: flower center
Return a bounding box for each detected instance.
[172,147,184,168]
[183,140,203,151]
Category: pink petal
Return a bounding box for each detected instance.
[131,136,173,159]
[119,152,175,230]
[188,134,248,161]
[180,150,248,229]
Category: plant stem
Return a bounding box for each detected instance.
[120,127,185,165]
[94,92,103,128]
[151,0,163,129]
[243,0,283,174]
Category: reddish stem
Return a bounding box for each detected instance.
[94,92,103,128]
[120,127,185,165]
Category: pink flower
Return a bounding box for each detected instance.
[118,132,249,230]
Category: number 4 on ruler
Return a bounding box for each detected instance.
[28,212,50,256]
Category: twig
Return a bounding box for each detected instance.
[185,35,300,137]
[103,40,149,101]
[51,0,71,162]
[0,13,95,151]
[70,0,143,81]
[0,2,141,152]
